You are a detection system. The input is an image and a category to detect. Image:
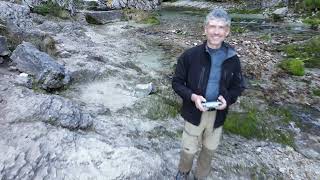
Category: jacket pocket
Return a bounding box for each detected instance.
[197,67,205,90]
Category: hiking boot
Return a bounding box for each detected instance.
[175,171,189,180]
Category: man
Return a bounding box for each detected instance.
[172,9,245,180]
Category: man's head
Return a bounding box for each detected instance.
[204,9,231,49]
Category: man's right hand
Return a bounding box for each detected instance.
[191,94,207,112]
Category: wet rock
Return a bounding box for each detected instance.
[10,42,70,90]
[0,57,4,64]
[84,10,123,24]
[0,36,10,56]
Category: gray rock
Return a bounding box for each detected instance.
[84,10,123,24]
[10,42,70,90]
[273,7,288,17]
[134,82,155,97]
[0,83,93,129]
[108,0,160,10]
[262,0,287,8]
[37,21,62,34]
[0,36,10,56]
[0,57,3,64]
[0,1,33,29]
[13,73,33,89]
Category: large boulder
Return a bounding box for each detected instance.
[10,42,70,90]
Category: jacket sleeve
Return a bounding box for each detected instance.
[172,52,193,102]
[225,57,246,106]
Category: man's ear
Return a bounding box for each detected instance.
[204,26,207,35]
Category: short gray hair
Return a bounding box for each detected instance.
[205,9,231,26]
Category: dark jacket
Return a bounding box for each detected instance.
[172,41,245,128]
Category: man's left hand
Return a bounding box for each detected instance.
[216,95,227,110]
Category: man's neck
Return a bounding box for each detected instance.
[207,42,222,49]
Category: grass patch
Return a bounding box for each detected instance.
[123,9,160,25]
[32,0,69,19]
[312,88,320,96]
[232,25,248,34]
[146,126,182,139]
[259,33,272,42]
[145,95,180,120]
[142,15,160,25]
[224,105,295,147]
[302,17,320,29]
[281,35,320,69]
[279,58,305,76]
[304,0,320,9]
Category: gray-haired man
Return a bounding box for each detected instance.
[172,9,245,180]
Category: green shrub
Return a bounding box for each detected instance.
[279,58,305,76]
[33,0,69,19]
[123,9,160,25]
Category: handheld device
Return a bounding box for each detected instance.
[201,101,222,109]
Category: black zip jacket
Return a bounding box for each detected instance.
[172,42,245,128]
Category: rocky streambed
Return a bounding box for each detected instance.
[0,0,320,179]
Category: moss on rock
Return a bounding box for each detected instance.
[224,103,296,147]
[281,35,320,69]
[32,0,70,19]
[279,58,305,76]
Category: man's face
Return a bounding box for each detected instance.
[204,19,230,49]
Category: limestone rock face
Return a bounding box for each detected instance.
[10,42,70,90]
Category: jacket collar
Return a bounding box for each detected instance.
[202,41,237,59]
